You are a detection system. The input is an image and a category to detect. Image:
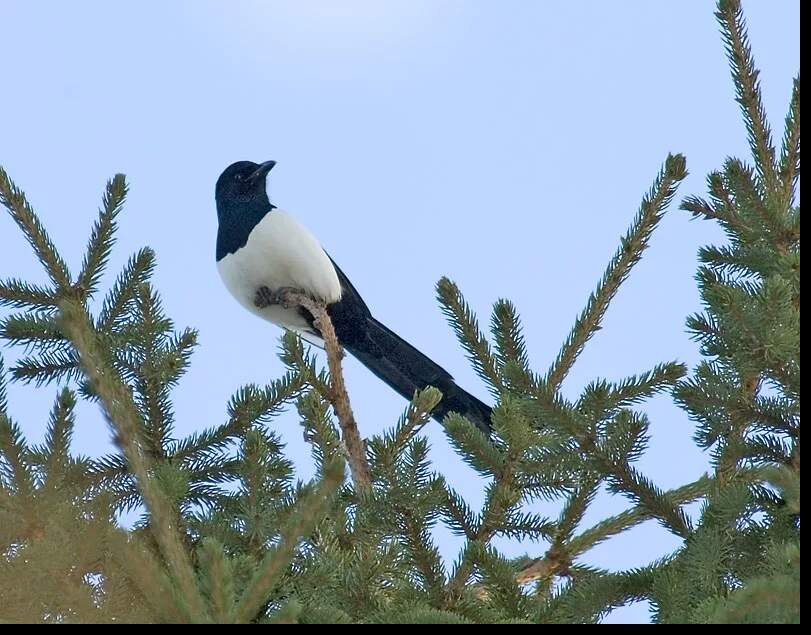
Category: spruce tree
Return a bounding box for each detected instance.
[0,0,798,623]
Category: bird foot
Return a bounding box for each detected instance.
[254,286,305,309]
[254,286,277,308]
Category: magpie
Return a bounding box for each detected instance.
[215,160,492,434]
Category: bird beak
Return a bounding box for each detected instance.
[249,160,277,182]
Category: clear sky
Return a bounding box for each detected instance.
[0,0,799,623]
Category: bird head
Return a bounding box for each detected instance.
[215,160,276,216]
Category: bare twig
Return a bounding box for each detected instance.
[255,286,371,491]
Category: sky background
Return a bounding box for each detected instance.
[0,0,799,623]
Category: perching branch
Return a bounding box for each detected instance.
[255,286,371,492]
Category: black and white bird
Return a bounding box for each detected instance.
[215,160,492,434]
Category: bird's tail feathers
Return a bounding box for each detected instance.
[344,317,492,434]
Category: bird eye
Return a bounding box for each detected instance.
[234,174,244,183]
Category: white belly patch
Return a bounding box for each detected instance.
[217,209,342,333]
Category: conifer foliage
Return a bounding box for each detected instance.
[0,0,798,623]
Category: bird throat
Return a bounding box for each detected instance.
[216,201,276,261]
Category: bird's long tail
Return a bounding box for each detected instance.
[341,316,493,434]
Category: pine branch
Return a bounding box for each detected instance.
[577,362,687,416]
[444,405,530,600]
[442,411,505,476]
[545,154,687,390]
[39,387,77,490]
[540,565,659,623]
[161,329,198,387]
[601,460,691,538]
[0,278,59,310]
[468,543,527,617]
[57,298,208,622]
[748,394,800,437]
[86,452,130,493]
[576,407,691,536]
[390,386,443,453]
[697,244,764,278]
[0,312,65,350]
[232,427,295,555]
[198,538,236,623]
[515,475,714,591]
[568,475,711,558]
[297,389,343,476]
[530,381,692,537]
[680,171,756,239]
[443,484,478,540]
[0,3,797,622]
[778,76,801,207]
[10,349,80,385]
[372,607,475,625]
[499,509,555,542]
[256,286,370,492]
[96,247,156,330]
[401,516,447,604]
[77,174,127,298]
[555,474,601,547]
[106,529,190,622]
[133,284,175,456]
[370,437,449,603]
[170,371,307,464]
[505,475,602,596]
[436,277,502,395]
[491,299,534,394]
[723,157,786,245]
[368,386,442,476]
[680,195,718,220]
[740,433,793,466]
[0,408,35,496]
[716,0,780,196]
[233,456,343,623]
[0,167,72,289]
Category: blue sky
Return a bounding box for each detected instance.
[0,0,799,623]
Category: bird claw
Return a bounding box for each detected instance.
[254,286,276,308]
[254,286,304,309]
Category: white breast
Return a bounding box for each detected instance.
[217,209,342,332]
